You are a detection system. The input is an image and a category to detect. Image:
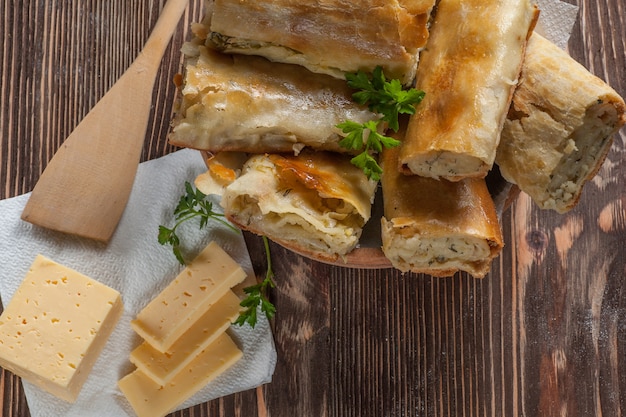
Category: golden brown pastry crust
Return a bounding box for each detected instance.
[496,33,626,213]
[399,0,539,181]
[205,0,436,85]
[381,144,503,278]
[197,151,378,263]
[169,39,376,154]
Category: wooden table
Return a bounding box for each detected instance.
[1,1,624,416]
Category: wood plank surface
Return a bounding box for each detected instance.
[1,0,625,416]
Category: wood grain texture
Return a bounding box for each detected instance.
[19,0,190,242]
[1,0,625,416]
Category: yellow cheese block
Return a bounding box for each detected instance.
[131,241,246,352]
[129,289,241,384]
[118,332,243,417]
[0,255,123,402]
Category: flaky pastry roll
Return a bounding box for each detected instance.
[195,151,378,263]
[169,38,376,154]
[381,144,503,278]
[496,33,626,213]
[204,0,436,85]
[399,0,539,181]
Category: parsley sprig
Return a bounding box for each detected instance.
[337,120,400,181]
[159,182,276,328]
[337,66,425,180]
[158,181,238,265]
[346,66,425,131]
[234,236,276,328]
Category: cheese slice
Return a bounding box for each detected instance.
[0,255,123,402]
[130,241,246,352]
[118,332,243,417]
[129,289,241,384]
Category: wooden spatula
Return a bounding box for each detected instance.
[21,0,189,242]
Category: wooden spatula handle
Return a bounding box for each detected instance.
[21,0,189,242]
[139,0,190,69]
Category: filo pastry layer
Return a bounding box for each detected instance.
[169,37,376,154]
[496,33,626,213]
[204,0,436,85]
[399,0,539,181]
[195,151,378,263]
[381,146,503,278]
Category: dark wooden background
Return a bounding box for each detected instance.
[1,0,625,416]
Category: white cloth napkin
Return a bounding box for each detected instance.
[0,149,276,417]
[535,0,579,50]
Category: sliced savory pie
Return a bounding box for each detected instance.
[381,143,503,278]
[496,33,626,213]
[399,0,539,181]
[195,151,378,262]
[203,0,436,85]
[169,37,376,154]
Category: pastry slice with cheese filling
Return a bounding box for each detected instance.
[169,37,376,154]
[399,0,539,181]
[203,0,436,85]
[381,136,503,278]
[496,33,626,213]
[195,151,378,262]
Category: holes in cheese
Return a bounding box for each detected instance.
[129,289,242,385]
[0,255,123,403]
[130,241,246,352]
[119,241,246,415]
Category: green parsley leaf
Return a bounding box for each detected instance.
[337,120,367,151]
[346,66,425,132]
[350,152,384,182]
[158,181,239,265]
[368,128,401,153]
[338,66,424,178]
[234,236,276,328]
